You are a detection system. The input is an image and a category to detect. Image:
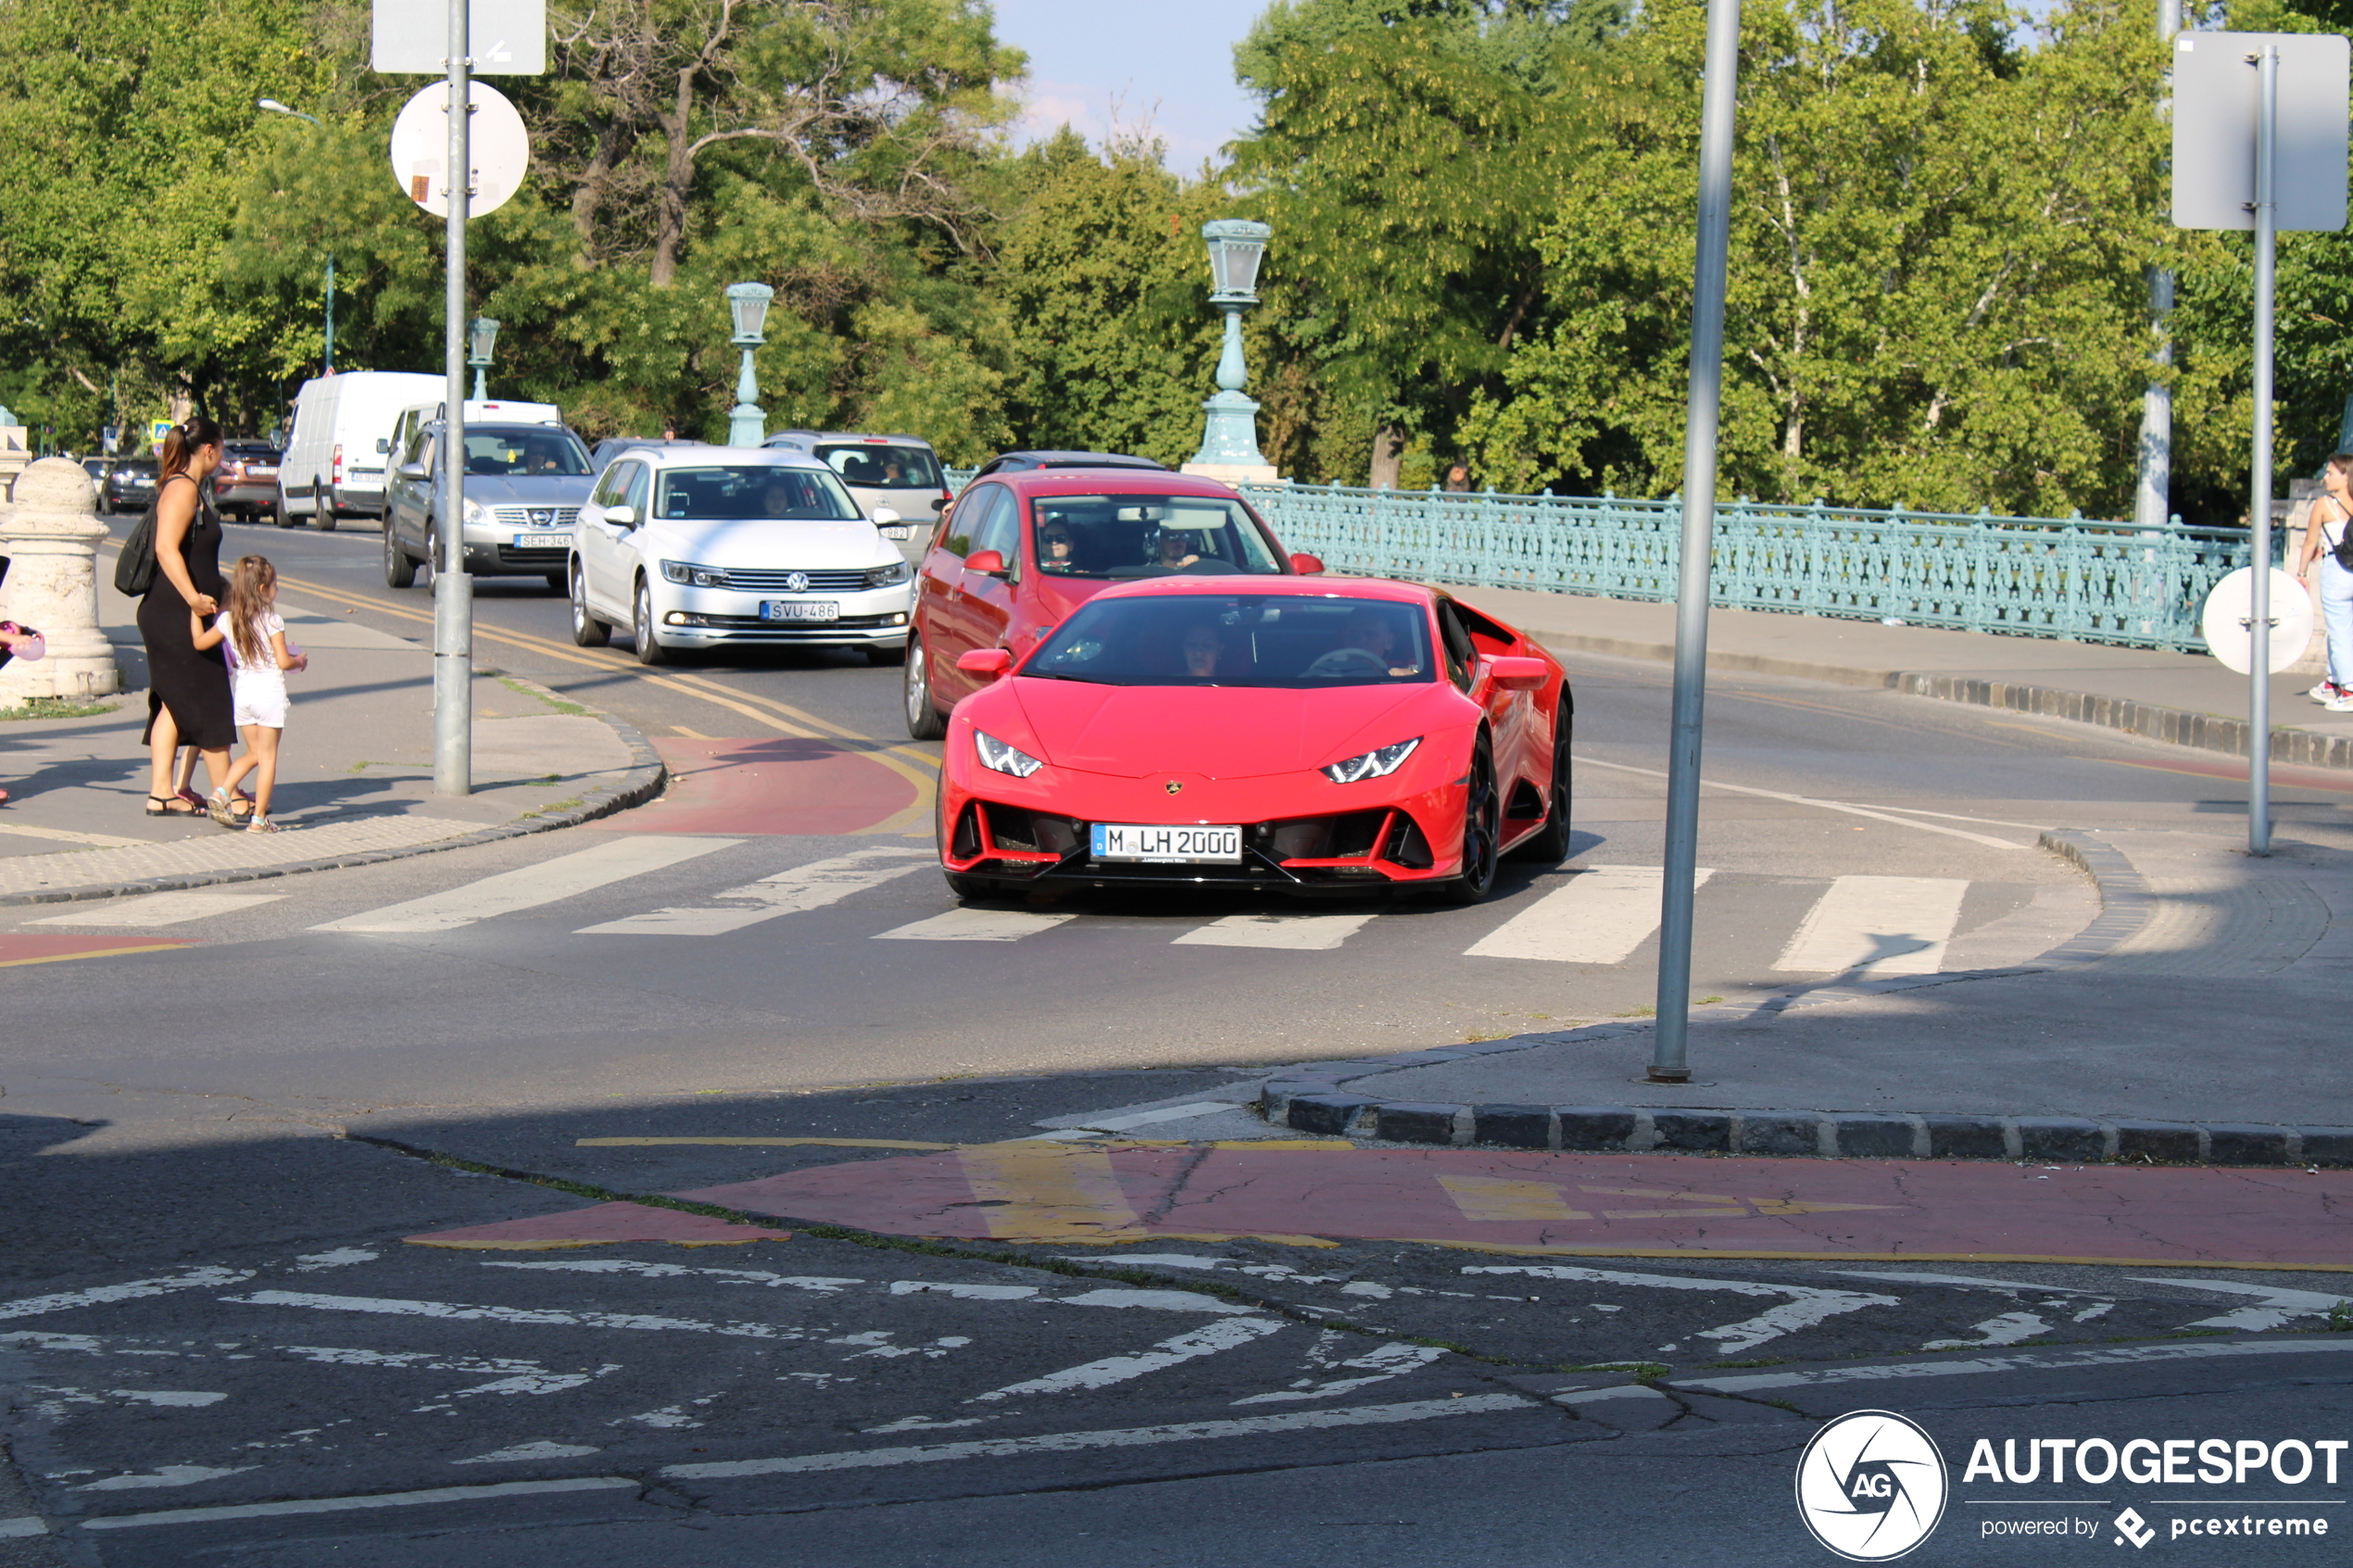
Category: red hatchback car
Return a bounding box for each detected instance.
[933,575,1574,905]
[901,470,1320,741]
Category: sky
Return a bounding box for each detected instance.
[987,0,1271,169]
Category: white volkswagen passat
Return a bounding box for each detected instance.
[568,446,914,666]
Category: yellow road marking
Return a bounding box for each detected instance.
[673,726,711,739]
[274,575,941,809]
[1439,1174,1590,1223]
[955,1141,1141,1240]
[0,943,190,969]
[1579,1185,1894,1218]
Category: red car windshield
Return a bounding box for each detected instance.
[1029,495,1283,579]
[1025,595,1434,688]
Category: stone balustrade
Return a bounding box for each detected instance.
[0,456,122,703]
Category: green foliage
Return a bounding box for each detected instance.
[1464,0,2170,516]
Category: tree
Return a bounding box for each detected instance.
[1462,0,2171,516]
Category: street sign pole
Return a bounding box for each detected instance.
[432,0,473,797]
[1649,0,1743,1084]
[2248,43,2278,855]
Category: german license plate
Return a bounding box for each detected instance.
[1091,823,1242,863]
[761,600,838,622]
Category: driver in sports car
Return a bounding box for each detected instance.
[1329,607,1422,679]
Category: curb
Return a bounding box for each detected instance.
[0,674,668,907]
[1252,828,2349,1168]
[1518,626,2353,773]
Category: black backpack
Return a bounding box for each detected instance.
[112,497,158,597]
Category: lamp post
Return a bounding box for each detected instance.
[1183,220,1276,482]
[724,282,773,447]
[258,100,334,373]
[467,317,500,401]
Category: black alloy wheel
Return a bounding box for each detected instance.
[902,630,946,739]
[1512,699,1574,864]
[384,521,415,588]
[1435,734,1501,906]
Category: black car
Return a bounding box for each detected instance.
[100,459,158,516]
[967,449,1166,480]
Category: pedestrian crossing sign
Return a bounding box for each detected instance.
[147,419,172,448]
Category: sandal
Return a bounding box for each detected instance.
[175,786,206,810]
[207,788,251,827]
[245,814,278,834]
[145,794,197,816]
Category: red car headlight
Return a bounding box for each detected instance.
[975,730,1045,779]
[1321,737,1420,784]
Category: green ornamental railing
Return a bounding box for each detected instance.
[938,470,2270,654]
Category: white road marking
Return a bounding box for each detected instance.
[447,1368,618,1398]
[224,1290,801,1341]
[2130,1278,2353,1333]
[0,1518,46,1538]
[1171,912,1378,950]
[1464,1266,1896,1355]
[1230,1342,1450,1405]
[872,907,1076,942]
[1922,1311,2050,1349]
[888,1282,1039,1300]
[1024,1103,1239,1141]
[80,1476,637,1530]
[1464,865,1716,964]
[28,891,286,927]
[109,1389,226,1407]
[1830,1271,2109,1295]
[666,1393,1536,1480]
[1552,1385,1670,1407]
[481,1261,861,1293]
[453,1441,600,1465]
[1678,1336,2353,1394]
[75,1466,256,1492]
[310,836,738,933]
[1773,874,1969,974]
[1056,1289,1255,1313]
[0,1269,253,1323]
[291,1249,378,1272]
[1575,755,2028,850]
[575,847,930,935]
[277,1347,578,1379]
[968,1318,1285,1403]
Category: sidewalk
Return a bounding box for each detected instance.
[1445,583,2353,771]
[0,592,662,904]
[1255,822,2353,1164]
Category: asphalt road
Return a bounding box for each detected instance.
[4,517,2351,1564]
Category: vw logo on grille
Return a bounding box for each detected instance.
[528,508,554,526]
[784,571,810,592]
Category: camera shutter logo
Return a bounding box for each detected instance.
[1794,1410,1948,1561]
[2114,1507,2155,1549]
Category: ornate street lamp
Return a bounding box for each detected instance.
[724,282,774,447]
[1185,220,1274,478]
[467,317,500,401]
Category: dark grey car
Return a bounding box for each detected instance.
[383,421,597,591]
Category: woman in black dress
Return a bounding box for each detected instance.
[139,417,239,817]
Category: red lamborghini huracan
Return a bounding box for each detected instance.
[935,576,1573,904]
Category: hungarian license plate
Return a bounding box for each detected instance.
[1091,823,1242,863]
[510,533,548,548]
[761,600,838,622]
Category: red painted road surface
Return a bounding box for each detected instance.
[411,1201,793,1249]
[0,935,195,968]
[596,737,916,835]
[408,1143,2353,1268]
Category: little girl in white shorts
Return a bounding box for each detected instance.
[190,555,308,832]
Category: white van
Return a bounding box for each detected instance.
[278,370,443,530]
[384,398,565,471]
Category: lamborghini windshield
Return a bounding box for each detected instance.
[1024,595,1434,688]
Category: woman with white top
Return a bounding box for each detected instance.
[2295,452,2353,712]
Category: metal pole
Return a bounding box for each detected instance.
[1650,0,1743,1083]
[433,0,472,797]
[2136,0,2183,531]
[2247,44,2277,855]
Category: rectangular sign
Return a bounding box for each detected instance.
[371,0,546,75]
[2172,31,2348,232]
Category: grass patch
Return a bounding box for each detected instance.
[1613,1005,1656,1019]
[497,675,589,717]
[0,697,118,721]
[519,796,584,820]
[1565,1360,1670,1381]
[1702,1356,1791,1369]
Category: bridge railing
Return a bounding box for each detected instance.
[937,471,2264,654]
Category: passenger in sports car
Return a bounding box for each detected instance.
[1326,607,1423,679]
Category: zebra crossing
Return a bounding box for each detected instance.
[31,845,2023,976]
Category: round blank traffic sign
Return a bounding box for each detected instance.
[388,80,529,220]
[2199,565,2314,673]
